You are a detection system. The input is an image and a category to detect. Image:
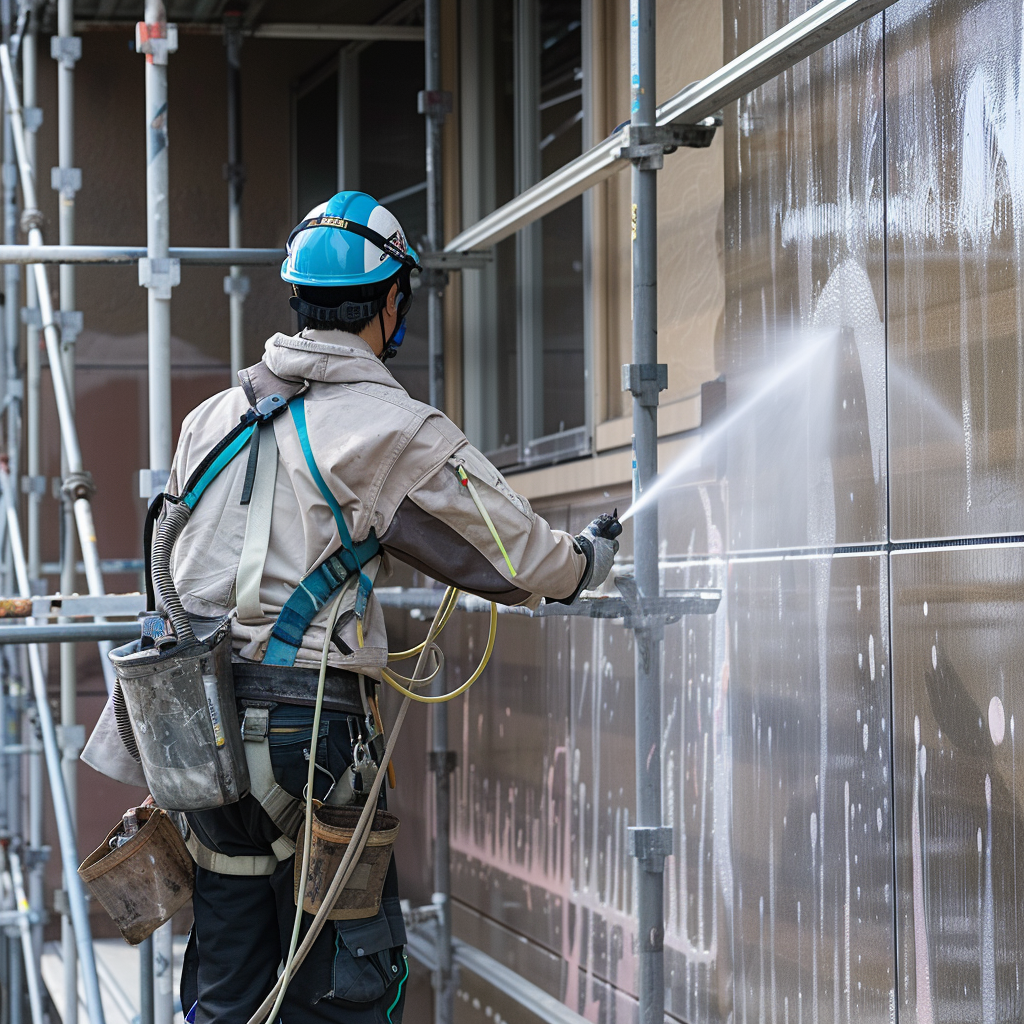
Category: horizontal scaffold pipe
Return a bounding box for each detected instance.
[444,0,899,253]
[72,21,425,42]
[0,245,286,265]
[0,622,138,644]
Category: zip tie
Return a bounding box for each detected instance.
[457,467,517,578]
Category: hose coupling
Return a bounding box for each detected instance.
[62,470,96,502]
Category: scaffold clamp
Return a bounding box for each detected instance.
[622,362,667,407]
[223,273,250,297]
[614,120,719,169]
[51,166,82,198]
[139,256,181,299]
[56,723,86,759]
[50,36,82,70]
[135,22,178,65]
[62,471,96,503]
[22,106,42,132]
[417,90,453,118]
[628,826,673,870]
[428,750,458,775]
[139,468,170,500]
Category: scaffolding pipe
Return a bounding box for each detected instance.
[2,475,106,1024]
[51,1,82,1011]
[2,0,19,605]
[626,6,670,1024]
[0,244,284,264]
[19,10,43,1000]
[224,13,246,378]
[142,0,173,485]
[0,44,115,693]
[423,0,444,409]
[26,707,42,965]
[22,0,38,593]
[7,852,43,1024]
[430,668,454,1024]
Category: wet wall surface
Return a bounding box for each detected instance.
[388,0,1024,1021]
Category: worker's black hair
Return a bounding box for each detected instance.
[292,275,399,335]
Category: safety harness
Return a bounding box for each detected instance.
[154,362,382,874]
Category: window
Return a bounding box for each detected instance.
[461,0,588,469]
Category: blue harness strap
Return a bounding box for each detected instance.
[181,424,257,510]
[262,396,380,667]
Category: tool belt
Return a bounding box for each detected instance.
[232,663,366,715]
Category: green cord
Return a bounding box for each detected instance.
[456,467,517,578]
[387,956,409,1022]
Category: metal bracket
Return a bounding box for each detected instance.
[417,89,453,118]
[22,107,42,133]
[223,161,246,189]
[419,250,493,271]
[139,257,180,299]
[223,273,250,298]
[139,468,170,499]
[21,475,46,497]
[19,207,43,234]
[23,308,83,339]
[613,120,719,169]
[51,166,82,199]
[62,471,95,503]
[622,362,668,407]
[50,36,82,69]
[400,898,442,928]
[627,825,674,870]
[58,310,84,345]
[53,888,71,916]
[135,22,178,65]
[55,724,86,759]
[428,750,458,775]
[418,267,449,291]
[23,845,51,870]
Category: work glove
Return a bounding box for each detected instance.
[574,511,622,593]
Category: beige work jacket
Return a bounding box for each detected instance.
[83,328,586,785]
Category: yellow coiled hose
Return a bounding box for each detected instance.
[357,585,497,704]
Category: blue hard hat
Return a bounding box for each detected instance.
[281,191,420,287]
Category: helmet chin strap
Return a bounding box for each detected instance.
[378,308,402,364]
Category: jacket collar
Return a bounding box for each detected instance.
[261,329,401,388]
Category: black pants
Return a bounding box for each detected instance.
[180,705,408,1024]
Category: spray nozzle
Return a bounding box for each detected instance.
[594,509,622,540]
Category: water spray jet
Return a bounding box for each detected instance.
[619,330,837,524]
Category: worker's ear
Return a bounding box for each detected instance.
[387,282,399,316]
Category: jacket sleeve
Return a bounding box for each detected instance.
[379,442,586,605]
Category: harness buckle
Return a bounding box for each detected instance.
[241,706,270,742]
[255,393,286,419]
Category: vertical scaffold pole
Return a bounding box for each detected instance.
[430,669,456,1024]
[421,4,455,1019]
[2,0,19,590]
[223,12,247,378]
[421,0,447,411]
[136,6,177,1020]
[137,0,177,492]
[624,4,671,1024]
[2,5,23,1015]
[52,1,84,1012]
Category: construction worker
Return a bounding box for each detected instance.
[83,191,619,1023]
